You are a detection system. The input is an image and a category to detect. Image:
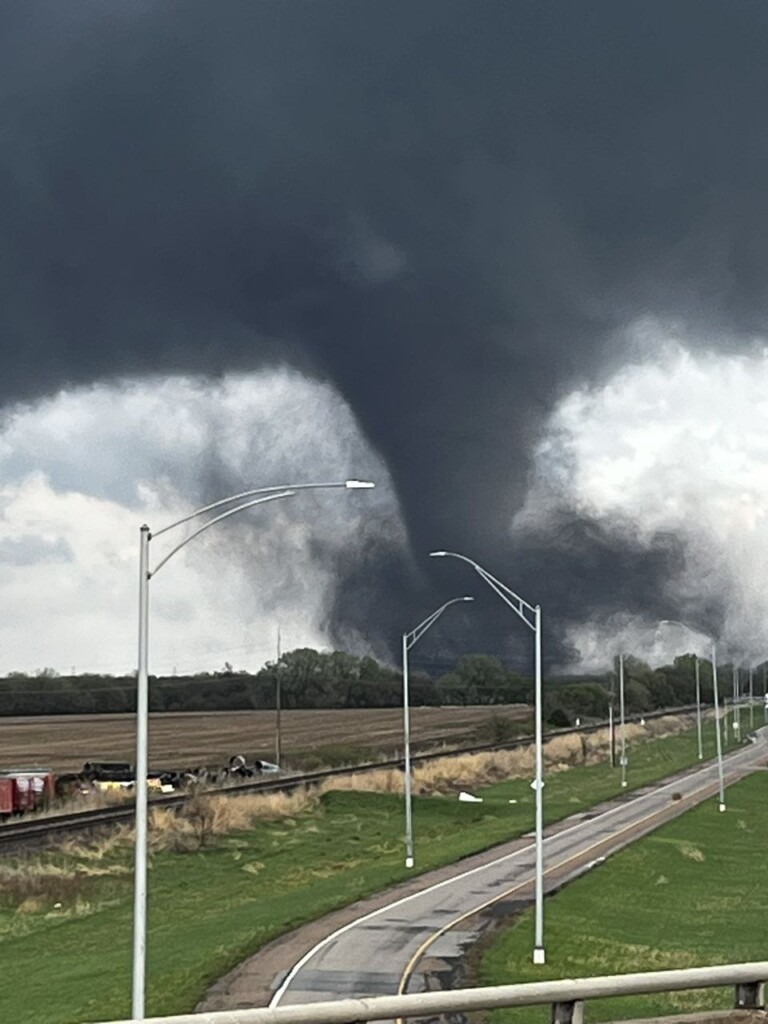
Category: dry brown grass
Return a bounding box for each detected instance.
[582,726,611,759]
[319,768,403,795]
[317,713,698,796]
[145,788,318,852]
[645,713,686,735]
[543,732,585,765]
[59,830,131,861]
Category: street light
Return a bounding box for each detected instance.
[617,626,666,789]
[429,551,546,966]
[132,479,374,1019]
[618,652,627,787]
[694,655,703,760]
[275,626,283,766]
[402,596,474,868]
[656,621,704,761]
[659,620,726,812]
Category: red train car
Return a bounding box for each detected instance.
[0,768,56,817]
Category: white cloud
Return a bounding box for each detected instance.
[0,371,405,675]
[516,323,768,669]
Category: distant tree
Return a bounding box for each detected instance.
[548,707,571,729]
[624,678,653,713]
[359,655,384,682]
[436,671,468,705]
[455,654,506,695]
[558,682,610,720]
[621,657,671,710]
[409,671,440,707]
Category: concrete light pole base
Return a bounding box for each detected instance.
[405,856,414,868]
[719,803,726,812]
[533,947,546,965]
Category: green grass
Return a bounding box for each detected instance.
[479,771,768,1023]
[0,718,744,1023]
[480,717,727,819]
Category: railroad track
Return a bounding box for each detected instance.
[0,704,700,848]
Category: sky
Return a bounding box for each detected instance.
[3,2,768,675]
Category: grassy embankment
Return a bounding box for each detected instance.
[479,770,768,1023]
[0,715,743,1024]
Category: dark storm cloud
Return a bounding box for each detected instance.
[3,1,768,660]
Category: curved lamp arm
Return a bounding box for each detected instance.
[430,550,537,630]
[149,490,295,578]
[405,596,474,650]
[153,479,374,539]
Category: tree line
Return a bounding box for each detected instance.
[1,648,756,722]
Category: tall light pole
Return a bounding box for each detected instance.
[608,701,615,767]
[711,639,726,812]
[659,620,725,812]
[132,479,374,1019]
[429,551,546,966]
[618,626,667,788]
[618,653,627,787]
[749,666,754,731]
[402,596,474,868]
[659,621,704,762]
[694,655,703,760]
[275,626,283,767]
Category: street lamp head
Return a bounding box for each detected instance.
[345,479,376,489]
[461,596,474,602]
[429,550,448,557]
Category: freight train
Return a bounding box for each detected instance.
[0,754,280,818]
[0,768,56,816]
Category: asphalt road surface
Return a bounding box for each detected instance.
[269,728,767,1008]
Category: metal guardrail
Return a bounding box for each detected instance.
[0,703,702,846]
[89,962,767,1024]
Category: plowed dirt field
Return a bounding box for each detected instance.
[0,705,529,773]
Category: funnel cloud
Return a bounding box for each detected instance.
[3,3,768,667]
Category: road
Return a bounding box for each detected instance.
[269,728,767,1008]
